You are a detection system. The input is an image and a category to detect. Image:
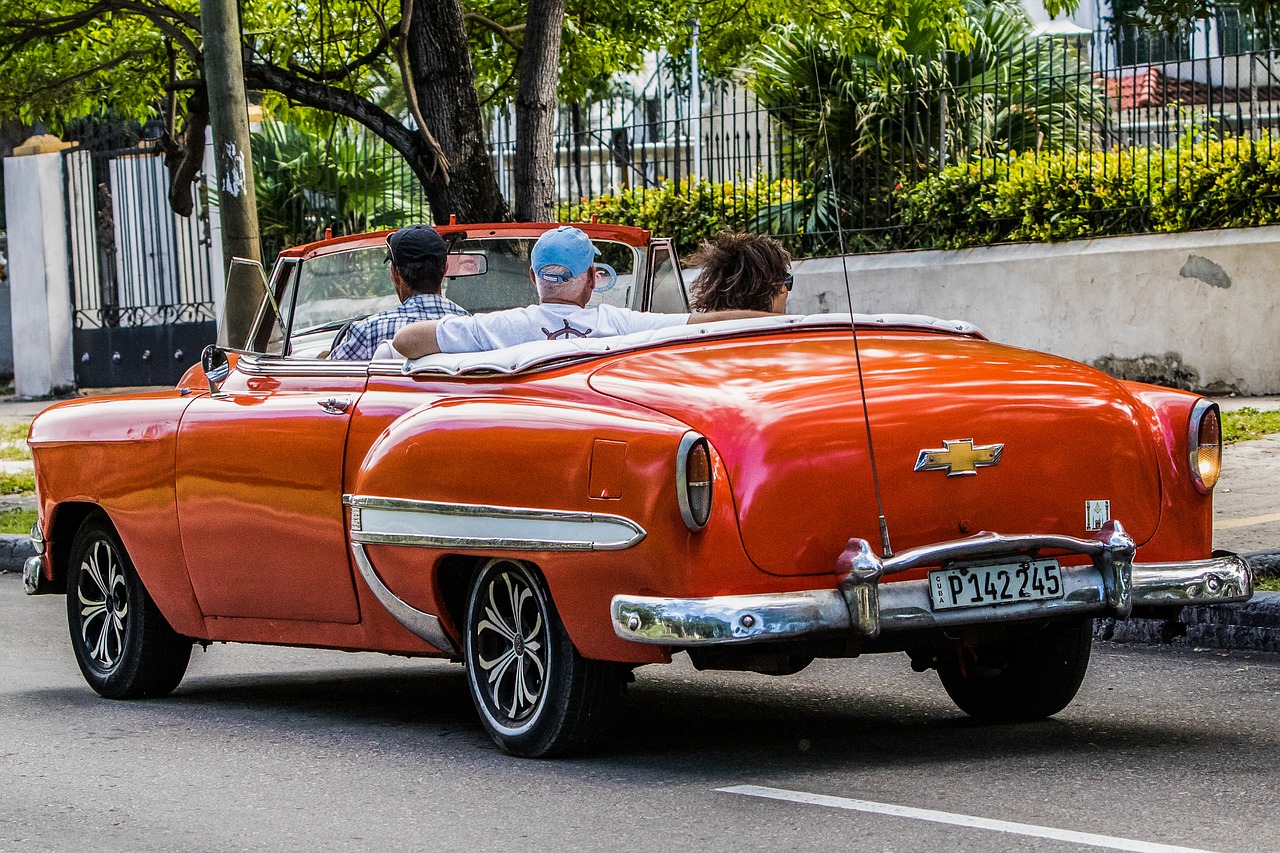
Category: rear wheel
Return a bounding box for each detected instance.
[937,619,1092,722]
[66,514,192,699]
[463,558,625,757]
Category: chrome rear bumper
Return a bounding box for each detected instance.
[610,522,1252,647]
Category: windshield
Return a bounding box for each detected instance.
[289,236,642,337]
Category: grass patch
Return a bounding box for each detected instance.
[0,421,31,461]
[0,471,35,494]
[1257,577,1280,592]
[0,507,35,535]
[1222,408,1280,444]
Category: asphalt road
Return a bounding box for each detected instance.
[1215,432,1280,555]
[4,571,1279,853]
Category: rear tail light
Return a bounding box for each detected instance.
[1188,400,1221,494]
[676,434,713,531]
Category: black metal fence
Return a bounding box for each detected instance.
[251,5,1280,256]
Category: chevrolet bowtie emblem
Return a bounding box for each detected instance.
[915,439,1004,476]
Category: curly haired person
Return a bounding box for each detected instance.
[689,232,792,315]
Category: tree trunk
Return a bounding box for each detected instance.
[405,0,509,223]
[514,0,565,221]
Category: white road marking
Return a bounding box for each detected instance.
[717,785,1218,853]
[1214,511,1280,530]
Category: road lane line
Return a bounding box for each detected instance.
[1214,511,1280,530]
[717,785,1218,853]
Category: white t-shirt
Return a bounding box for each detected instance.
[434,303,690,353]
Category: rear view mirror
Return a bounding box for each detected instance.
[201,345,230,396]
[446,252,488,278]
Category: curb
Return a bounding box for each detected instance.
[0,533,34,574]
[3,535,1278,653]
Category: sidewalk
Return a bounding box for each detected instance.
[2,390,1279,651]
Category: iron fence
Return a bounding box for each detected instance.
[254,8,1280,256]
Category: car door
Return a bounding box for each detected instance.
[175,356,366,623]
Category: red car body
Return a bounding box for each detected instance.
[26,223,1252,756]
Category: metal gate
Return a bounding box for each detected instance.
[63,145,218,387]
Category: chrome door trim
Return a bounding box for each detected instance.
[344,494,647,551]
[235,354,369,378]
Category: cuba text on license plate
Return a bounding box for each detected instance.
[928,558,1063,611]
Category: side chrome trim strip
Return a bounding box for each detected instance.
[236,355,368,378]
[368,359,409,377]
[350,542,456,655]
[344,494,647,551]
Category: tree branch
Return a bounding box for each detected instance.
[159,84,207,216]
[285,26,394,82]
[15,48,153,98]
[478,63,519,108]
[463,12,524,51]
[244,59,446,188]
[370,0,448,182]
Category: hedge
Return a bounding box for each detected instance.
[560,178,805,256]
[897,137,1280,249]
[561,138,1280,257]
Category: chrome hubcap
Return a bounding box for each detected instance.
[77,539,128,670]
[474,567,547,723]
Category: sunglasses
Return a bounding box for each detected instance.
[782,272,793,292]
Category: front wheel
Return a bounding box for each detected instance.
[66,514,192,699]
[937,619,1092,722]
[463,558,625,757]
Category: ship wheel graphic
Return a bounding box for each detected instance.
[541,320,592,340]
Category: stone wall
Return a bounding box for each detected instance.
[789,226,1280,395]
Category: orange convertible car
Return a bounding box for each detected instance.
[25,223,1252,756]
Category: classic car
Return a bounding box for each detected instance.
[25,222,1252,757]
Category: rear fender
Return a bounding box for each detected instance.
[346,397,761,661]
[1121,382,1214,561]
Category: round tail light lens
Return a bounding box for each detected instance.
[676,434,713,531]
[1188,400,1221,494]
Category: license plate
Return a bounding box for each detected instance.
[928,558,1063,611]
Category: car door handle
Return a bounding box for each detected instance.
[318,398,351,414]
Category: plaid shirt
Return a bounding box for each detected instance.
[329,293,470,360]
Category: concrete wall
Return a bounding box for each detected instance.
[3,152,74,397]
[789,226,1280,395]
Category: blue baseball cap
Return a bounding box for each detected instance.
[531,226,601,284]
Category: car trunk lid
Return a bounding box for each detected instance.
[589,329,1163,577]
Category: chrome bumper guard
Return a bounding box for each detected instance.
[610,521,1253,646]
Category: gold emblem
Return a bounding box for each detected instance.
[915,439,1004,476]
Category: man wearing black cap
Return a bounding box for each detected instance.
[328,225,470,360]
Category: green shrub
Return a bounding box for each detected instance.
[560,178,806,256]
[565,136,1280,256]
[898,136,1280,250]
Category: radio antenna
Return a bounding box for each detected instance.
[810,44,893,558]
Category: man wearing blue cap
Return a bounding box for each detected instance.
[393,226,766,357]
[329,225,469,360]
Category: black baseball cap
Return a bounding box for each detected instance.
[385,225,447,270]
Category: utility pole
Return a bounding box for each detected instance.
[201,0,261,268]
